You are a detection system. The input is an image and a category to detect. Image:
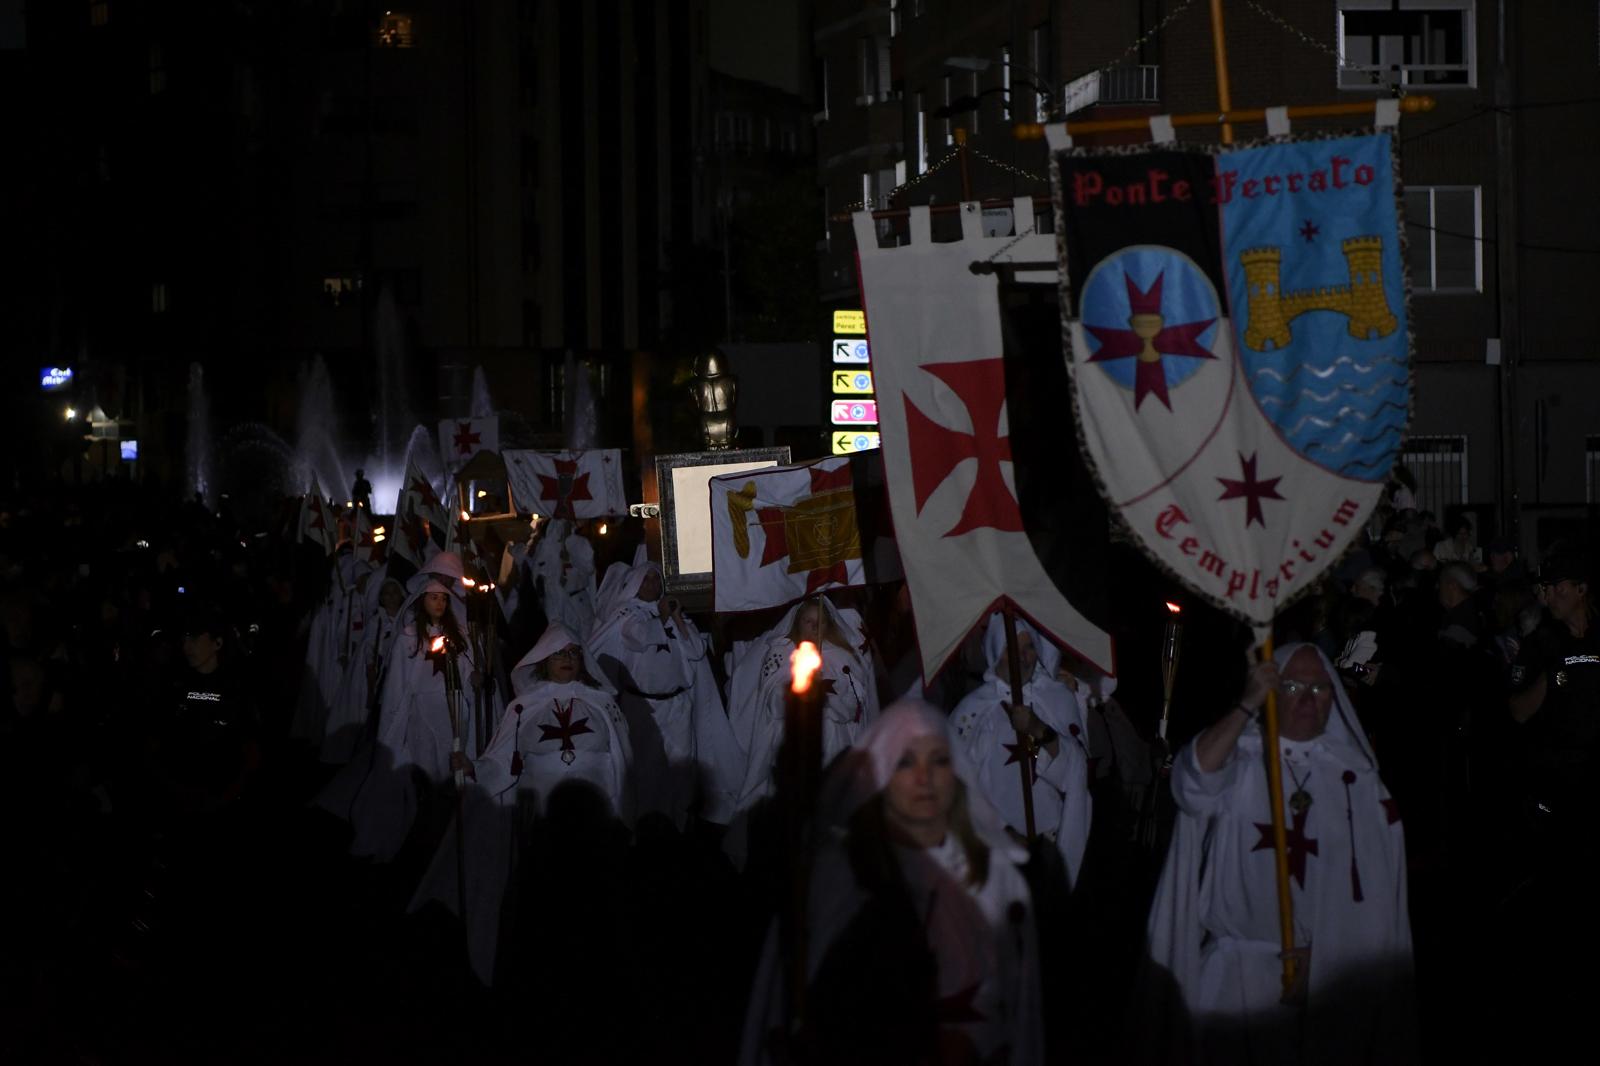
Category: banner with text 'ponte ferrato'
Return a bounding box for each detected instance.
[1052,131,1411,626]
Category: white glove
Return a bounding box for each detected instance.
[1337,630,1379,670]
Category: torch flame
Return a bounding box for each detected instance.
[460,510,471,522]
[1165,601,1182,615]
[790,641,822,695]
[430,635,446,653]
[461,577,476,588]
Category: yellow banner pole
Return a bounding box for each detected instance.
[1209,0,1236,146]
[1010,96,1435,142]
[1258,634,1298,997]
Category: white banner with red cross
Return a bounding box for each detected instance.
[854,202,1114,683]
[503,449,628,521]
[390,458,447,568]
[708,456,866,613]
[438,416,499,469]
[299,475,337,555]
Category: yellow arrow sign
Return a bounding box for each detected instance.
[832,309,866,334]
[832,431,881,455]
[832,369,874,394]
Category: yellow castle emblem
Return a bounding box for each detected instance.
[1239,236,1398,350]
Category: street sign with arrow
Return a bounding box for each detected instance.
[832,370,874,394]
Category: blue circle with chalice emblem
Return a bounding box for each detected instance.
[1080,245,1221,396]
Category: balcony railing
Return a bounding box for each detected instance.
[1097,65,1160,105]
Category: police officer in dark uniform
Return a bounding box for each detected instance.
[1509,552,1600,829]
[1500,551,1600,1057]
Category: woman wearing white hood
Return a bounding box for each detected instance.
[1144,642,1415,1065]
[347,553,485,860]
[952,613,1092,889]
[729,596,879,813]
[411,621,631,985]
[740,701,1043,1066]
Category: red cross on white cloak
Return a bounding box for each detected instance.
[538,699,593,761]
[1252,806,1320,889]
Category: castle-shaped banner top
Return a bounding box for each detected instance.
[1051,131,1412,625]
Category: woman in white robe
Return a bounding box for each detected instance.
[740,700,1043,1066]
[410,622,631,984]
[953,613,1093,888]
[1145,642,1415,1065]
[728,596,880,813]
[347,555,485,860]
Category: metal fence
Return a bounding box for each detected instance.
[1398,434,1468,521]
[1098,65,1161,104]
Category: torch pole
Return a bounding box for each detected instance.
[1001,604,1038,842]
[782,642,824,1032]
[443,644,469,924]
[1258,633,1298,998]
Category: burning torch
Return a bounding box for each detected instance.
[782,640,823,1029]
[429,631,470,920]
[1157,601,1184,765]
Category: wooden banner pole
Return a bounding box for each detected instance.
[1258,634,1298,997]
[1208,0,1236,146]
[1009,95,1434,143]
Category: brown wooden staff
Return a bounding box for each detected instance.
[1001,604,1038,842]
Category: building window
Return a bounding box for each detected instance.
[1398,435,1468,520]
[322,275,359,307]
[522,299,539,348]
[1337,1,1474,89]
[1404,186,1481,292]
[857,36,892,104]
[1000,45,1011,121]
[779,124,798,154]
[149,44,165,95]
[90,1,108,28]
[522,220,541,273]
[151,282,167,313]
[914,92,926,173]
[969,71,981,134]
[376,11,414,48]
[1029,24,1052,121]
[813,57,829,121]
[520,135,539,188]
[942,75,953,145]
[1587,436,1600,504]
[890,0,900,37]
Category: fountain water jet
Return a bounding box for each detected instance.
[186,362,212,505]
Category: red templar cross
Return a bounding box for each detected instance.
[409,475,441,512]
[1252,806,1320,889]
[451,421,482,456]
[538,699,593,754]
[537,458,593,520]
[903,359,1023,537]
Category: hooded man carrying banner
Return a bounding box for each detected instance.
[1046,124,1418,1062]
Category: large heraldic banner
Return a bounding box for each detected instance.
[1052,132,1411,626]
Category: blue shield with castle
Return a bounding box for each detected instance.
[1224,133,1410,481]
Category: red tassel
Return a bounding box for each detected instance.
[510,704,523,776]
[1342,769,1364,902]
